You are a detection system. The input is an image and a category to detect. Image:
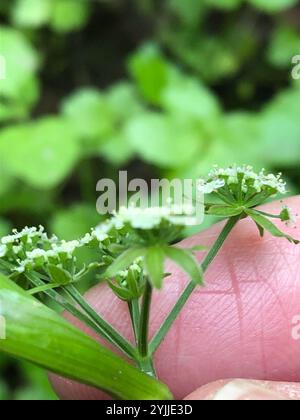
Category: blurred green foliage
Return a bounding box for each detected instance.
[0,0,300,400]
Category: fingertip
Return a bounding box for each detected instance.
[51,196,300,399]
[184,379,300,400]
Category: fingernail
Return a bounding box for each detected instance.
[213,379,289,400]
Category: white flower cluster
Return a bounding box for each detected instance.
[0,225,112,275]
[118,257,143,280]
[113,204,201,230]
[198,165,287,196]
[1,226,48,246]
[91,218,124,241]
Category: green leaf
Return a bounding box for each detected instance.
[125,113,201,167]
[48,265,72,286]
[61,89,115,151]
[164,246,203,285]
[248,0,298,13]
[259,89,300,166]
[161,75,220,121]
[0,218,11,237]
[144,246,165,289]
[206,205,244,217]
[107,281,134,301]
[0,165,14,197]
[106,82,142,120]
[128,44,172,105]
[104,247,146,279]
[50,0,90,32]
[268,25,300,68]
[51,204,102,240]
[188,245,207,252]
[168,0,206,25]
[12,0,51,27]
[245,209,299,244]
[100,134,135,165]
[0,274,172,400]
[0,117,80,188]
[255,222,265,238]
[0,26,39,119]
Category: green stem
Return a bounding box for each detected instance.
[64,284,138,360]
[26,274,117,345]
[138,281,152,358]
[149,215,240,355]
[27,274,138,360]
[27,283,61,295]
[138,357,157,378]
[128,299,140,346]
[254,209,281,219]
[137,281,156,377]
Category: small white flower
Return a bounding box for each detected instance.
[15,259,33,273]
[198,179,225,194]
[119,270,129,278]
[12,245,23,254]
[115,205,201,230]
[52,240,80,258]
[15,265,26,274]
[26,249,48,260]
[91,229,109,242]
[259,171,286,195]
[117,258,143,279]
[80,233,93,245]
[198,165,287,198]
[1,225,47,245]
[1,234,17,245]
[0,245,7,258]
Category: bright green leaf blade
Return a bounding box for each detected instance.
[104,247,146,279]
[245,209,300,244]
[125,113,201,167]
[144,246,165,289]
[255,222,265,238]
[206,205,244,217]
[161,75,220,121]
[258,89,300,166]
[12,0,51,28]
[48,265,72,286]
[61,89,115,150]
[0,274,172,400]
[248,0,298,13]
[107,280,133,301]
[0,117,80,188]
[128,43,170,105]
[50,0,90,32]
[0,26,40,120]
[188,245,207,252]
[164,247,204,285]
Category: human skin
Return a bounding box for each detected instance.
[50,196,300,400]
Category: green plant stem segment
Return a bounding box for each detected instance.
[128,299,140,345]
[26,273,137,360]
[64,284,138,360]
[137,280,156,377]
[0,274,173,400]
[149,215,241,355]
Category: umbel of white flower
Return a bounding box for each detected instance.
[197,165,298,245]
[113,204,201,230]
[0,225,110,276]
[198,165,287,199]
